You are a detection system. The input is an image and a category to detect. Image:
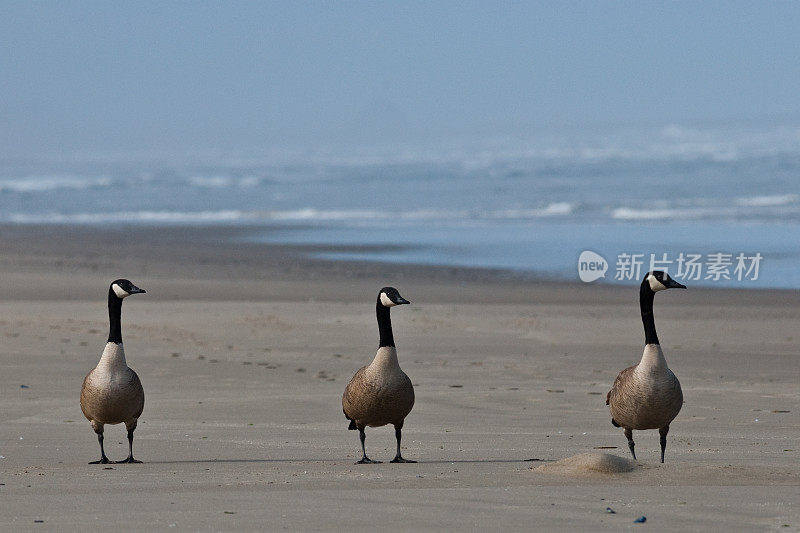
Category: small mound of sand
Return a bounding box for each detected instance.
[534,453,637,476]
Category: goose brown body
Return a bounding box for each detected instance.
[81,342,145,431]
[342,347,415,429]
[606,344,682,430]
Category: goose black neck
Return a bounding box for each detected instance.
[640,282,659,345]
[108,288,123,344]
[376,301,395,348]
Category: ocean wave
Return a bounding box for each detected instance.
[264,204,575,222]
[4,204,577,225]
[0,175,112,193]
[611,207,699,220]
[265,208,386,221]
[186,175,265,188]
[611,202,800,221]
[7,210,247,224]
[735,194,799,207]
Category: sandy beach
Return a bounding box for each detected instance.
[0,224,798,531]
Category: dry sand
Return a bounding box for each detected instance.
[1,225,798,531]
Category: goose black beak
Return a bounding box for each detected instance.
[666,279,686,289]
[130,287,146,295]
[395,296,410,305]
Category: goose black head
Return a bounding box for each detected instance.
[110,279,146,299]
[643,271,686,292]
[378,287,410,307]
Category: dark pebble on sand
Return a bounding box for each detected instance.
[20,385,29,389]
[634,516,646,523]
[606,507,615,514]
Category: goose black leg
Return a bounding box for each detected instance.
[356,427,381,464]
[659,425,669,463]
[89,433,111,464]
[624,427,636,460]
[390,424,416,463]
[116,428,142,464]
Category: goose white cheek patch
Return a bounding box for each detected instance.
[648,275,668,292]
[380,293,397,307]
[112,283,131,298]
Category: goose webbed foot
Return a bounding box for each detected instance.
[624,428,636,460]
[390,456,416,463]
[116,456,143,464]
[356,457,382,464]
[88,456,111,465]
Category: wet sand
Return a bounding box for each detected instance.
[0,225,798,531]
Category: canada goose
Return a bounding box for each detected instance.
[606,271,686,463]
[80,279,146,464]
[342,287,415,464]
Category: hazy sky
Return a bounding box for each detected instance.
[2,2,799,154]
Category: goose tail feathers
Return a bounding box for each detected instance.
[344,409,357,430]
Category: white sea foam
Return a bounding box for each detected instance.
[8,210,247,224]
[0,175,112,193]
[266,209,387,221]
[611,201,800,221]
[610,206,737,220]
[4,203,579,226]
[611,207,685,220]
[487,203,575,219]
[538,202,574,216]
[187,176,233,188]
[736,194,799,207]
[18,201,796,226]
[265,205,575,222]
[186,175,266,188]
